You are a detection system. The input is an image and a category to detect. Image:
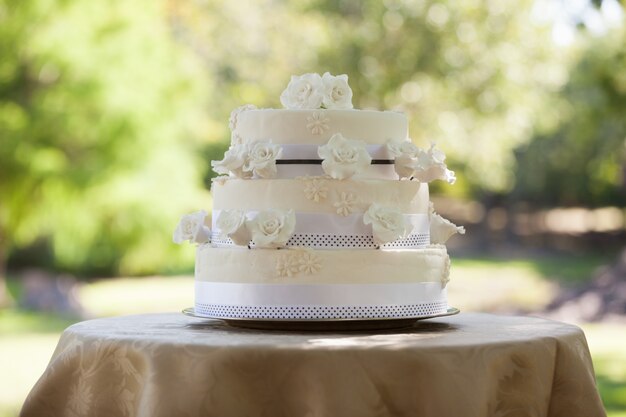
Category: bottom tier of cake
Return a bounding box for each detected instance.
[194,244,450,320]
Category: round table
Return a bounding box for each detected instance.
[22,312,606,417]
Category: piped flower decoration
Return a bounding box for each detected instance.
[297,249,322,274]
[216,210,250,246]
[306,112,330,135]
[318,133,372,180]
[363,204,411,245]
[303,177,329,202]
[246,209,296,248]
[173,210,211,245]
[276,248,322,278]
[276,254,300,278]
[280,72,354,110]
[333,191,358,217]
[244,141,282,178]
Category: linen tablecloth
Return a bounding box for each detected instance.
[21,312,606,417]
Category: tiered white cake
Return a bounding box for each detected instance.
[174,72,464,320]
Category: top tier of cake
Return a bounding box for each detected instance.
[228,107,408,180]
[232,108,408,146]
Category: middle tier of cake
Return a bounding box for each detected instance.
[211,177,432,249]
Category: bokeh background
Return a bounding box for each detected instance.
[1,0,625,415]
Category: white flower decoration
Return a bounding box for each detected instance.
[216,210,250,246]
[412,143,456,184]
[306,112,330,135]
[173,210,211,245]
[387,139,421,179]
[363,204,411,245]
[276,255,300,278]
[276,248,322,277]
[280,73,324,109]
[429,203,465,244]
[211,143,251,179]
[244,141,282,178]
[387,139,420,158]
[318,133,372,180]
[229,104,257,132]
[303,177,329,202]
[333,191,358,216]
[321,72,353,109]
[246,209,296,248]
[387,141,455,183]
[297,249,322,274]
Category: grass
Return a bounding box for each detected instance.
[582,323,626,417]
[1,253,624,417]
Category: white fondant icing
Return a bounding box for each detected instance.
[211,178,430,215]
[195,244,450,285]
[233,109,407,145]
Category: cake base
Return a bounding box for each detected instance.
[183,307,459,331]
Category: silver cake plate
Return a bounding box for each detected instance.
[182,307,460,331]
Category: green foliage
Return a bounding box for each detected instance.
[513,26,626,206]
[0,0,210,275]
[0,0,624,276]
[298,0,567,194]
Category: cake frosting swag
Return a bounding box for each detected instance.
[174,72,464,320]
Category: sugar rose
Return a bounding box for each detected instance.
[246,209,296,248]
[173,210,211,245]
[216,210,250,246]
[280,73,324,109]
[321,72,353,110]
[318,133,372,180]
[211,144,251,179]
[363,204,410,245]
[244,141,282,179]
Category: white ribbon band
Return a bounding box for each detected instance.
[212,210,430,249]
[195,281,446,307]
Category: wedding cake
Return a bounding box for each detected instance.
[174,72,464,320]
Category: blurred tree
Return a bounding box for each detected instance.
[0,0,210,302]
[512,24,626,207]
[291,0,567,197]
[1,0,625,306]
[173,0,572,196]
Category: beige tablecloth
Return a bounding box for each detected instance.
[21,313,606,417]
